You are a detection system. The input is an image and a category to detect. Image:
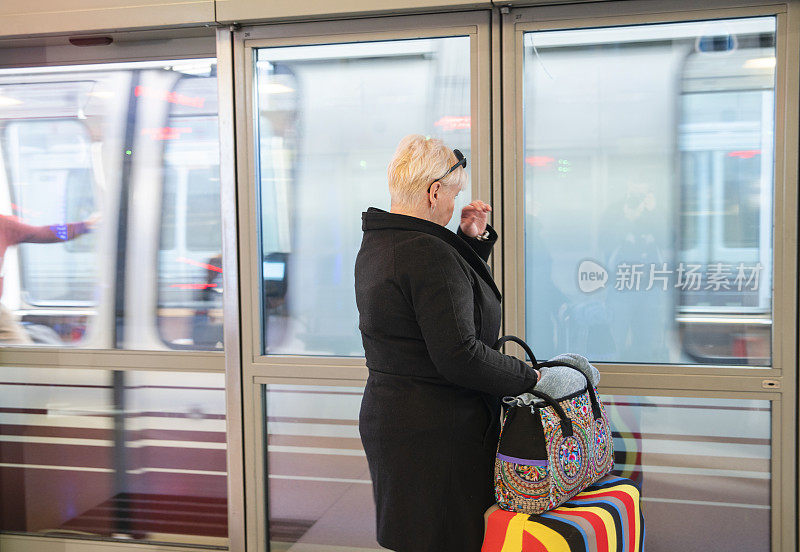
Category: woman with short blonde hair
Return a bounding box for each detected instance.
[355,134,540,551]
[387,134,468,213]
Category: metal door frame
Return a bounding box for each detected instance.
[226,11,496,551]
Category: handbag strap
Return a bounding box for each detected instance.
[494,334,603,423]
[493,335,538,365]
[535,359,603,421]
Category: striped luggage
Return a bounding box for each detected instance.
[482,475,644,552]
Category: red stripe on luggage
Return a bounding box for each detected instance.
[482,509,517,552]
[522,529,549,552]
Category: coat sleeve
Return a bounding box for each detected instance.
[401,238,538,397]
[456,223,497,263]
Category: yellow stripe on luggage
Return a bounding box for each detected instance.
[500,513,529,552]
[523,521,571,552]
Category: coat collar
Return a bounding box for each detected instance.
[361,207,502,301]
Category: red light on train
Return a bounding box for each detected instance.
[170,283,218,290]
[728,150,761,159]
[134,85,206,108]
[525,156,555,167]
[142,127,193,140]
[434,116,471,131]
[177,256,222,273]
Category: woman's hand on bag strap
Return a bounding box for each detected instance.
[493,335,540,385]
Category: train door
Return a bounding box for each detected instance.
[124,60,222,350]
[0,68,130,348]
[0,57,222,350]
[678,39,774,364]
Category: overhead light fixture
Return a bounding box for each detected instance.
[171,62,213,76]
[88,91,114,99]
[743,57,776,69]
[0,95,22,107]
[263,83,294,94]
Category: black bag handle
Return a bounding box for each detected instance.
[504,390,574,437]
[495,334,602,421]
[493,335,538,365]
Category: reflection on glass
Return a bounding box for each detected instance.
[522,18,775,365]
[604,395,770,552]
[1,119,98,345]
[0,59,222,350]
[156,69,223,350]
[262,386,770,552]
[263,384,381,550]
[254,37,471,356]
[0,368,227,546]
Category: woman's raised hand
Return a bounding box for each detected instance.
[459,200,492,238]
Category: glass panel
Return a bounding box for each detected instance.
[263,384,381,550]
[0,367,227,546]
[605,394,771,552]
[262,387,771,552]
[0,59,222,350]
[155,65,224,350]
[254,37,472,356]
[522,18,775,365]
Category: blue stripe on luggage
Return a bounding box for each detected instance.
[540,511,590,550]
[558,498,627,552]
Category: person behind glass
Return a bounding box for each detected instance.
[355,135,541,552]
[0,213,98,344]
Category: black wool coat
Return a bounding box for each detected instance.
[354,207,539,552]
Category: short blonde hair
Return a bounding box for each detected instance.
[387,134,467,209]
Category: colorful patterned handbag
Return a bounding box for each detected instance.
[492,335,614,514]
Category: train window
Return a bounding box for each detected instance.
[679,153,701,252]
[0,367,227,545]
[722,152,761,249]
[4,119,97,307]
[160,167,178,251]
[64,167,97,253]
[156,65,222,350]
[263,383,380,550]
[603,394,770,552]
[0,59,222,350]
[254,37,471,356]
[186,167,222,252]
[521,17,775,366]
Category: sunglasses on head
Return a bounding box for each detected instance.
[428,149,467,193]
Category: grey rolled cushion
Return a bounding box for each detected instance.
[503,353,600,407]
